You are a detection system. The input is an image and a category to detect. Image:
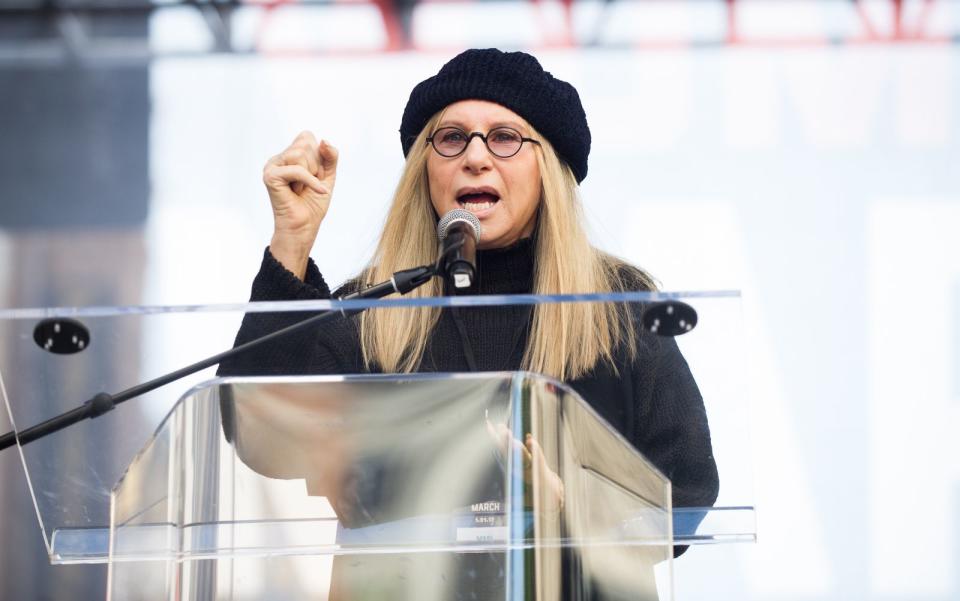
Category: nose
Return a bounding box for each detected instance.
[461,134,492,173]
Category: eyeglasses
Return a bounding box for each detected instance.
[427,126,541,159]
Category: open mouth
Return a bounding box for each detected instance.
[456,191,500,213]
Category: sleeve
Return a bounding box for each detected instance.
[251,245,333,302]
[634,334,720,557]
[216,247,348,377]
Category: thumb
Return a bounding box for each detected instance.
[525,433,547,469]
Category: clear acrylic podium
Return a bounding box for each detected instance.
[0,293,756,600]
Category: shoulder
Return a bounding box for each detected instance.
[330,267,378,298]
[595,251,658,292]
[331,279,361,298]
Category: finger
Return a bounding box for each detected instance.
[265,165,329,196]
[490,422,534,465]
[494,423,528,464]
[266,150,311,195]
[493,422,513,456]
[524,435,563,509]
[524,433,540,457]
[485,419,506,456]
[292,130,318,148]
[318,139,339,176]
[525,434,551,472]
[290,132,320,174]
[280,147,318,176]
[497,423,524,452]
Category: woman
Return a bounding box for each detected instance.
[222,48,718,598]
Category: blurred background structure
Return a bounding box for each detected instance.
[1,0,959,599]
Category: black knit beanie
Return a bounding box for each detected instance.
[400,48,591,183]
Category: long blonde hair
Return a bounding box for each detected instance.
[358,112,654,380]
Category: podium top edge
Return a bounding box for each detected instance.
[0,290,741,320]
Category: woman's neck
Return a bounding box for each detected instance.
[475,236,535,295]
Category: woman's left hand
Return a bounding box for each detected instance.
[486,420,565,514]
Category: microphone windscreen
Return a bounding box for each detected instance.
[437,208,481,241]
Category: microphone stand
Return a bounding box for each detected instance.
[0,260,445,452]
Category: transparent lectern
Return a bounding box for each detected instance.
[0,293,756,600]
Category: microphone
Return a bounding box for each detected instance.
[437,209,481,291]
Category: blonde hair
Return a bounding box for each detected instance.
[358,112,654,380]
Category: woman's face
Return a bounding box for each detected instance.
[427,100,542,249]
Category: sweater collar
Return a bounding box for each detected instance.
[475,236,535,295]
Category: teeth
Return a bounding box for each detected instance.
[460,201,495,212]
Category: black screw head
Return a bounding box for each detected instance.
[32,318,90,355]
[641,301,698,337]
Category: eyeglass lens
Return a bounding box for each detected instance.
[432,127,525,158]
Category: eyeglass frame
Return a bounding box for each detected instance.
[426,126,542,159]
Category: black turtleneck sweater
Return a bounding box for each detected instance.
[220,239,720,556]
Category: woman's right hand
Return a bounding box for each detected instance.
[262,131,339,279]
